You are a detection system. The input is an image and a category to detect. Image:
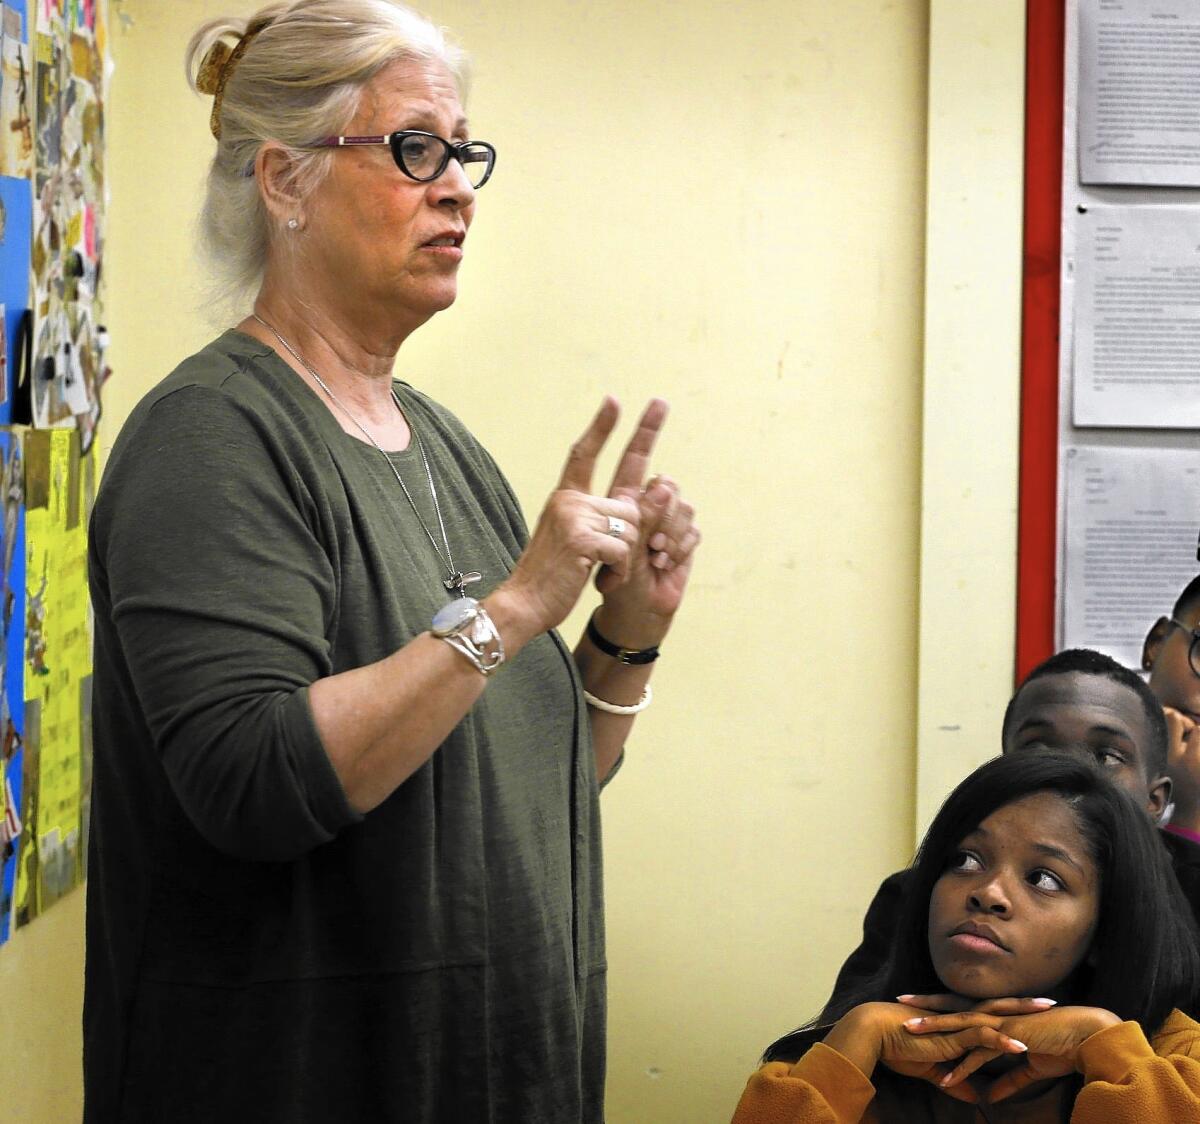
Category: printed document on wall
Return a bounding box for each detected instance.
[1073,206,1200,428]
[1078,0,1200,187]
[1062,446,1200,669]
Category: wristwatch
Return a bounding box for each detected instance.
[431,597,505,677]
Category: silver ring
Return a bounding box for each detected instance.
[606,516,626,538]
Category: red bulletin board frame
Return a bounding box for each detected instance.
[1015,0,1066,684]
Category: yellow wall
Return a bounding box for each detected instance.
[0,2,1026,1121]
[916,1,1026,840]
[0,893,84,1122]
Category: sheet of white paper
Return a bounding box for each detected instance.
[1073,205,1200,428]
[1063,445,1200,668]
[1078,0,1200,187]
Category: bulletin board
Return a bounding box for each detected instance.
[0,0,105,946]
[1017,0,1200,682]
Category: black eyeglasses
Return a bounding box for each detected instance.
[308,130,496,188]
[1169,618,1200,678]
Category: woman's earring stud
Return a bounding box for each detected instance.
[287,218,300,230]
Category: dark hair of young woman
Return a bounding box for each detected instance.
[764,752,1200,1064]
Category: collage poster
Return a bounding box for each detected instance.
[0,1,33,430]
[0,1,33,181]
[0,0,103,946]
[31,0,107,450]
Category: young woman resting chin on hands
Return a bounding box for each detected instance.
[732,752,1200,1123]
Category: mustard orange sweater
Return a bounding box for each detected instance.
[731,1009,1200,1123]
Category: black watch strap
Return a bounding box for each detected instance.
[586,613,660,665]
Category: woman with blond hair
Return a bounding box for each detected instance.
[84,3,699,1120]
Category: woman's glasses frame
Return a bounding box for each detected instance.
[307,129,496,188]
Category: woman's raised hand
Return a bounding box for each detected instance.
[592,401,699,646]
[500,397,646,639]
[500,396,698,646]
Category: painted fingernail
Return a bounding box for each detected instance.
[1031,998,1057,1007]
[904,1017,924,1027]
[939,1074,955,1087]
[1008,1039,1027,1052]
[896,994,915,1002]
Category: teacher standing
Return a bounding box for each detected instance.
[83,2,699,1121]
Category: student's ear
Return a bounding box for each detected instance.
[1148,774,1172,822]
[1142,616,1172,673]
[255,142,306,231]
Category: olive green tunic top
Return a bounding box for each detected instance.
[84,331,608,1123]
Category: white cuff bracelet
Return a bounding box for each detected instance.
[581,683,652,715]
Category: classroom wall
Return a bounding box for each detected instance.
[0,2,1026,1121]
[0,892,84,1122]
[916,2,1026,837]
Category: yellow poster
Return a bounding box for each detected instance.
[13,429,92,925]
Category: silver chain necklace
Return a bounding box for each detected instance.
[252,313,481,600]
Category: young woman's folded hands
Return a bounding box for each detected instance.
[897,993,1122,1102]
[818,1000,1030,1104]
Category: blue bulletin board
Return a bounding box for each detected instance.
[0,431,24,943]
[0,178,33,428]
[0,0,32,427]
[0,0,102,945]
